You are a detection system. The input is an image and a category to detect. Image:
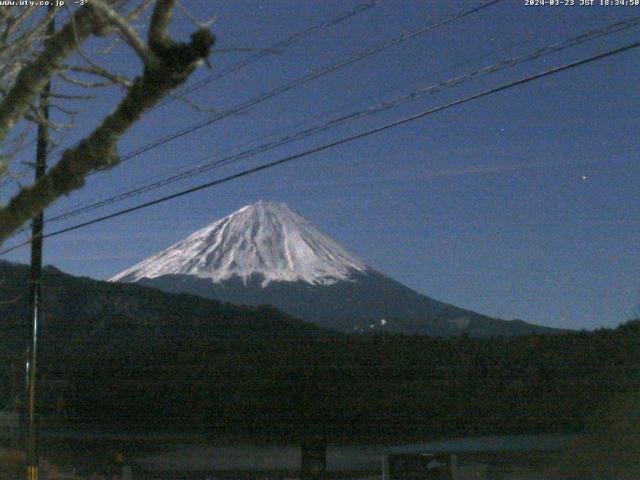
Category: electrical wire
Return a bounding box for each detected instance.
[154,1,381,110]
[4,0,506,237]
[1,36,637,256]
[0,0,381,187]
[36,15,640,226]
[44,7,538,226]
[85,0,504,175]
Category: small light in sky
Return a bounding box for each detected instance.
[380,318,387,325]
[580,175,588,181]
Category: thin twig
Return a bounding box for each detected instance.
[91,0,156,66]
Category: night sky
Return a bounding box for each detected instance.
[2,0,639,330]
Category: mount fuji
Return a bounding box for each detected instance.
[111,201,559,336]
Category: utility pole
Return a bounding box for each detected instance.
[26,10,55,480]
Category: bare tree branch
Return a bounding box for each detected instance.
[0,6,99,143]
[68,65,133,88]
[49,104,80,117]
[91,0,157,66]
[148,0,177,50]
[0,25,215,244]
[176,0,216,29]
[49,93,96,101]
[127,0,156,22]
[1,8,36,43]
[25,110,73,133]
[58,72,114,89]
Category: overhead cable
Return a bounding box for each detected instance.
[1,36,637,256]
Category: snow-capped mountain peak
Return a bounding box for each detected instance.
[110,201,369,286]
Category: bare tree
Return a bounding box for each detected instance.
[0,0,215,245]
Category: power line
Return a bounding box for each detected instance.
[154,1,381,109]
[87,0,504,174]
[28,0,521,225]
[45,15,537,225]
[5,0,506,233]
[15,0,596,200]
[30,0,496,183]
[2,0,505,245]
[1,36,637,256]
[36,15,640,226]
[0,0,380,188]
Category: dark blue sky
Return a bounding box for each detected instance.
[3,0,639,330]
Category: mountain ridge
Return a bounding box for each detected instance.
[112,201,563,337]
[137,270,562,337]
[111,201,368,286]
[0,259,334,357]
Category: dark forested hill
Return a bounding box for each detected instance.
[138,270,564,337]
[0,260,332,358]
[1,260,638,442]
[57,320,640,441]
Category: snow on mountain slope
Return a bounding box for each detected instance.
[111,201,369,286]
